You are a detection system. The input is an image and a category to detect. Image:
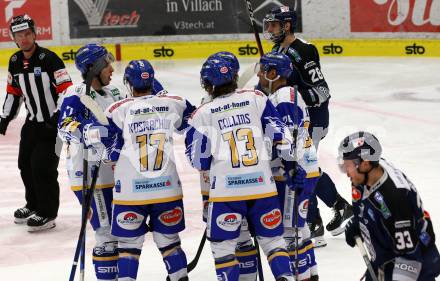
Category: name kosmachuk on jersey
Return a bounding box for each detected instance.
[129,119,172,134]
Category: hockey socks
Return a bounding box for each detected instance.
[267,248,293,279]
[117,248,141,280]
[215,256,240,281]
[93,243,118,280]
[288,240,316,280]
[235,244,258,281]
[159,242,188,281]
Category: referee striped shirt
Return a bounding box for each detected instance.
[2,44,72,123]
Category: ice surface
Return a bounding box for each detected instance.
[0,57,439,280]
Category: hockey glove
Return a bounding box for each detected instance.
[345,217,361,248]
[83,123,112,148]
[285,163,306,192]
[0,118,9,135]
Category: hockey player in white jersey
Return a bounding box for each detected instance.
[186,57,295,281]
[257,52,320,281]
[57,44,122,280]
[199,52,259,281]
[84,60,195,281]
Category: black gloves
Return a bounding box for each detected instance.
[345,217,361,247]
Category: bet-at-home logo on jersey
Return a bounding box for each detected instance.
[210,100,250,114]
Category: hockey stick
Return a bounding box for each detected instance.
[69,150,105,281]
[243,4,265,278]
[69,76,110,281]
[237,0,265,90]
[188,229,207,271]
[80,148,88,281]
[291,86,300,280]
[355,237,379,281]
[79,73,93,281]
[244,0,264,56]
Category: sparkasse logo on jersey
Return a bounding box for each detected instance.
[0,0,52,42]
[350,0,440,32]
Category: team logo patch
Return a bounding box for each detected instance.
[352,186,362,201]
[141,72,149,79]
[116,211,144,230]
[216,213,242,231]
[298,200,309,219]
[39,53,46,60]
[225,172,265,188]
[159,207,183,226]
[260,209,282,229]
[373,192,391,219]
[220,66,229,74]
[132,176,172,192]
[34,67,42,76]
[11,55,17,62]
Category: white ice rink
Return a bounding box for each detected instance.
[0,57,439,280]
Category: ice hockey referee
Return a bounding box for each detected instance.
[0,14,72,232]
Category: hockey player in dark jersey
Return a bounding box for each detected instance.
[263,6,352,246]
[339,131,440,281]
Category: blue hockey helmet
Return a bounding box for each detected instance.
[123,59,155,92]
[208,51,240,75]
[263,6,297,43]
[75,44,115,78]
[338,131,382,166]
[200,57,235,88]
[259,52,293,79]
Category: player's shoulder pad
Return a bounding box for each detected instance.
[62,83,83,98]
[287,47,302,63]
[158,94,183,101]
[37,46,62,62]
[190,101,210,119]
[236,88,266,97]
[271,86,298,104]
[108,98,135,113]
[9,50,22,65]
[103,85,124,98]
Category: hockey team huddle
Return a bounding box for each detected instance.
[27,5,440,281]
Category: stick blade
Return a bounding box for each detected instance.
[79,95,109,125]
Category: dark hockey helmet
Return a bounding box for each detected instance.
[258,51,293,79]
[263,6,297,43]
[9,14,35,35]
[208,51,240,75]
[124,59,155,93]
[200,57,235,88]
[338,131,382,167]
[75,44,115,78]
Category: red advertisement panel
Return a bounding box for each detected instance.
[351,0,440,32]
[0,0,52,42]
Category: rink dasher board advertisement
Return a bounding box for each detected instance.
[67,0,302,38]
[0,39,440,67]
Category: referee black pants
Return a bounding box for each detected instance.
[18,120,60,218]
